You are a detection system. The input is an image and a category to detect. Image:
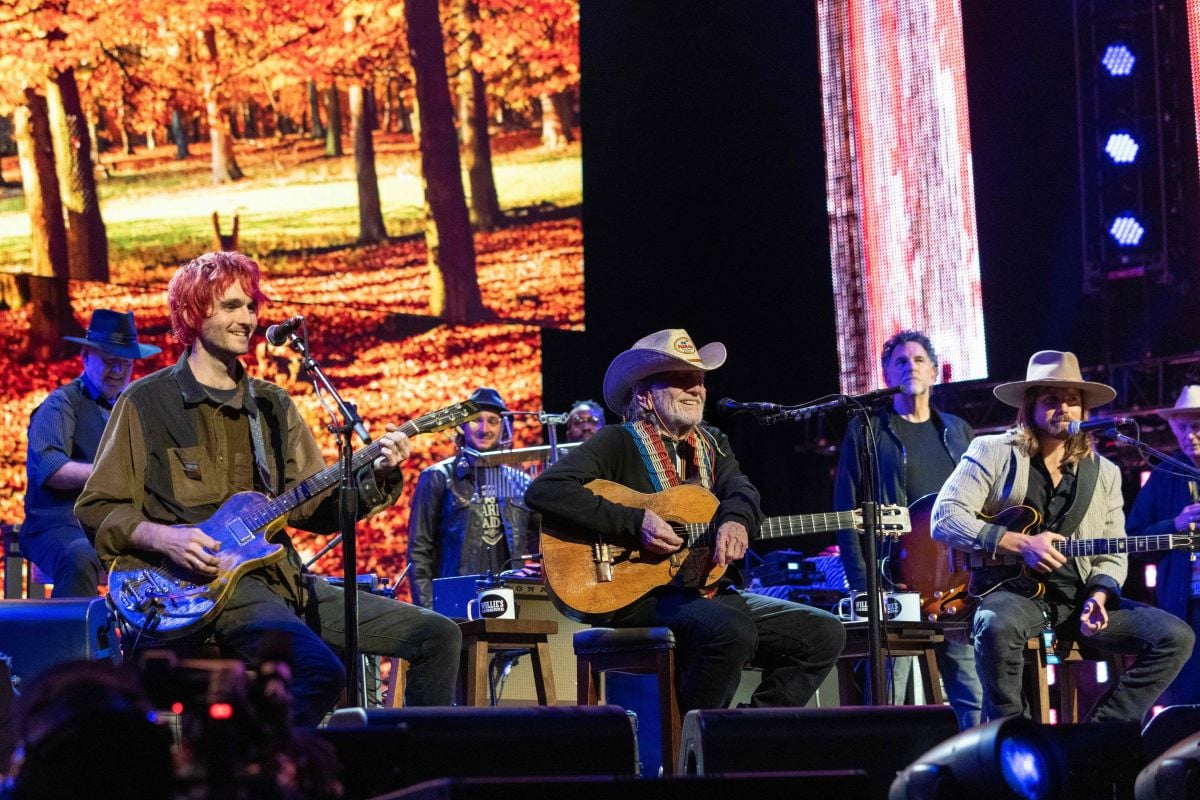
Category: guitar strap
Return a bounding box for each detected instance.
[625,420,716,491]
[243,379,275,495]
[1054,453,1099,538]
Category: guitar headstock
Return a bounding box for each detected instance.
[408,401,481,435]
[1171,531,1200,551]
[849,505,912,538]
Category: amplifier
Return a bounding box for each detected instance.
[0,598,121,686]
[488,578,588,705]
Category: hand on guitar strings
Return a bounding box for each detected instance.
[372,425,412,477]
[132,521,222,576]
[1002,530,1068,573]
[713,521,748,566]
[640,509,684,555]
[1079,591,1110,636]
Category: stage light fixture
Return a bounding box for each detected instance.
[1134,730,1200,799]
[1109,214,1146,246]
[1105,132,1139,163]
[1101,44,1136,77]
[890,717,1140,800]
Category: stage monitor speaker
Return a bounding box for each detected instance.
[1143,705,1200,762]
[320,705,638,799]
[679,705,959,798]
[372,772,870,800]
[0,598,120,685]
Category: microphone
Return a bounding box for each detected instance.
[849,385,904,405]
[265,316,304,346]
[717,397,782,415]
[1067,417,1133,436]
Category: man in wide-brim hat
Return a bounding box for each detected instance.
[1127,385,1200,705]
[933,350,1193,722]
[527,329,846,713]
[24,308,162,597]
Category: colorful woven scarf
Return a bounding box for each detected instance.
[625,419,717,491]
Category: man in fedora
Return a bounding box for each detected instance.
[933,350,1193,722]
[1127,385,1200,705]
[525,329,846,711]
[408,387,539,609]
[23,309,162,596]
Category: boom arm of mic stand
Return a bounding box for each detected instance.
[1108,431,1200,481]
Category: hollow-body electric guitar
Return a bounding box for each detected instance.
[108,401,480,639]
[540,479,910,621]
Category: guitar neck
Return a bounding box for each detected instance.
[243,419,419,531]
[683,511,859,545]
[1056,533,1188,557]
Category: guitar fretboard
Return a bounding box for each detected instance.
[1057,533,1191,557]
[680,510,900,547]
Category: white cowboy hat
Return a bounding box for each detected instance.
[993,350,1116,409]
[602,329,726,414]
[1158,386,1200,419]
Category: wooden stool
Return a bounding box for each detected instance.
[1022,637,1124,723]
[574,626,680,776]
[458,618,558,706]
[835,621,949,705]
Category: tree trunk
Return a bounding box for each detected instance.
[243,101,260,139]
[405,0,484,321]
[144,124,157,151]
[13,89,74,360]
[539,92,572,149]
[201,27,243,183]
[171,108,190,159]
[308,80,325,139]
[396,78,413,134]
[46,68,109,282]
[457,0,502,231]
[350,83,388,244]
[324,83,344,157]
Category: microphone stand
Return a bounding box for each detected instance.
[1100,428,1200,480]
[281,328,372,709]
[753,390,895,705]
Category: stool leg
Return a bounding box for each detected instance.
[656,649,680,777]
[919,647,945,704]
[531,640,557,705]
[462,637,490,706]
[577,656,600,705]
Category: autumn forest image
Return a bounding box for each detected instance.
[0,0,583,595]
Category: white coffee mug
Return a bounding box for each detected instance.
[466,586,517,620]
[836,591,921,622]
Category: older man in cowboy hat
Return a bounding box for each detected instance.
[408,387,539,608]
[23,309,162,596]
[1127,385,1200,705]
[525,329,846,711]
[933,351,1193,723]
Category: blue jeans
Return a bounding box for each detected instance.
[611,587,846,711]
[974,590,1194,723]
[936,634,984,729]
[20,524,101,598]
[212,573,462,725]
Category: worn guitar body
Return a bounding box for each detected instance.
[893,494,973,621]
[108,493,289,639]
[541,480,723,622]
[542,479,911,622]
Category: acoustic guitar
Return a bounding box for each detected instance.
[540,479,910,621]
[108,401,480,639]
[895,494,1200,619]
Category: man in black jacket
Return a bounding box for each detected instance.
[526,329,845,711]
[834,330,982,728]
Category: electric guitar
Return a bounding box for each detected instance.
[540,479,910,621]
[108,401,480,639]
[895,494,1200,618]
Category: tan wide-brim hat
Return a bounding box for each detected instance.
[993,350,1116,409]
[1158,385,1200,419]
[602,328,726,414]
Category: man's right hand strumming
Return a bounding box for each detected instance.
[641,509,684,555]
[999,530,1067,573]
[132,521,222,576]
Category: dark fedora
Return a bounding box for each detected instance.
[63,309,162,360]
[467,387,508,414]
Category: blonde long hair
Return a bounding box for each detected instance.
[1008,386,1094,467]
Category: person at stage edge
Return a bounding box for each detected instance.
[932,350,1193,723]
[407,387,538,609]
[525,329,846,711]
[23,309,161,597]
[1127,385,1200,706]
[565,399,606,443]
[833,329,983,729]
[74,251,461,725]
